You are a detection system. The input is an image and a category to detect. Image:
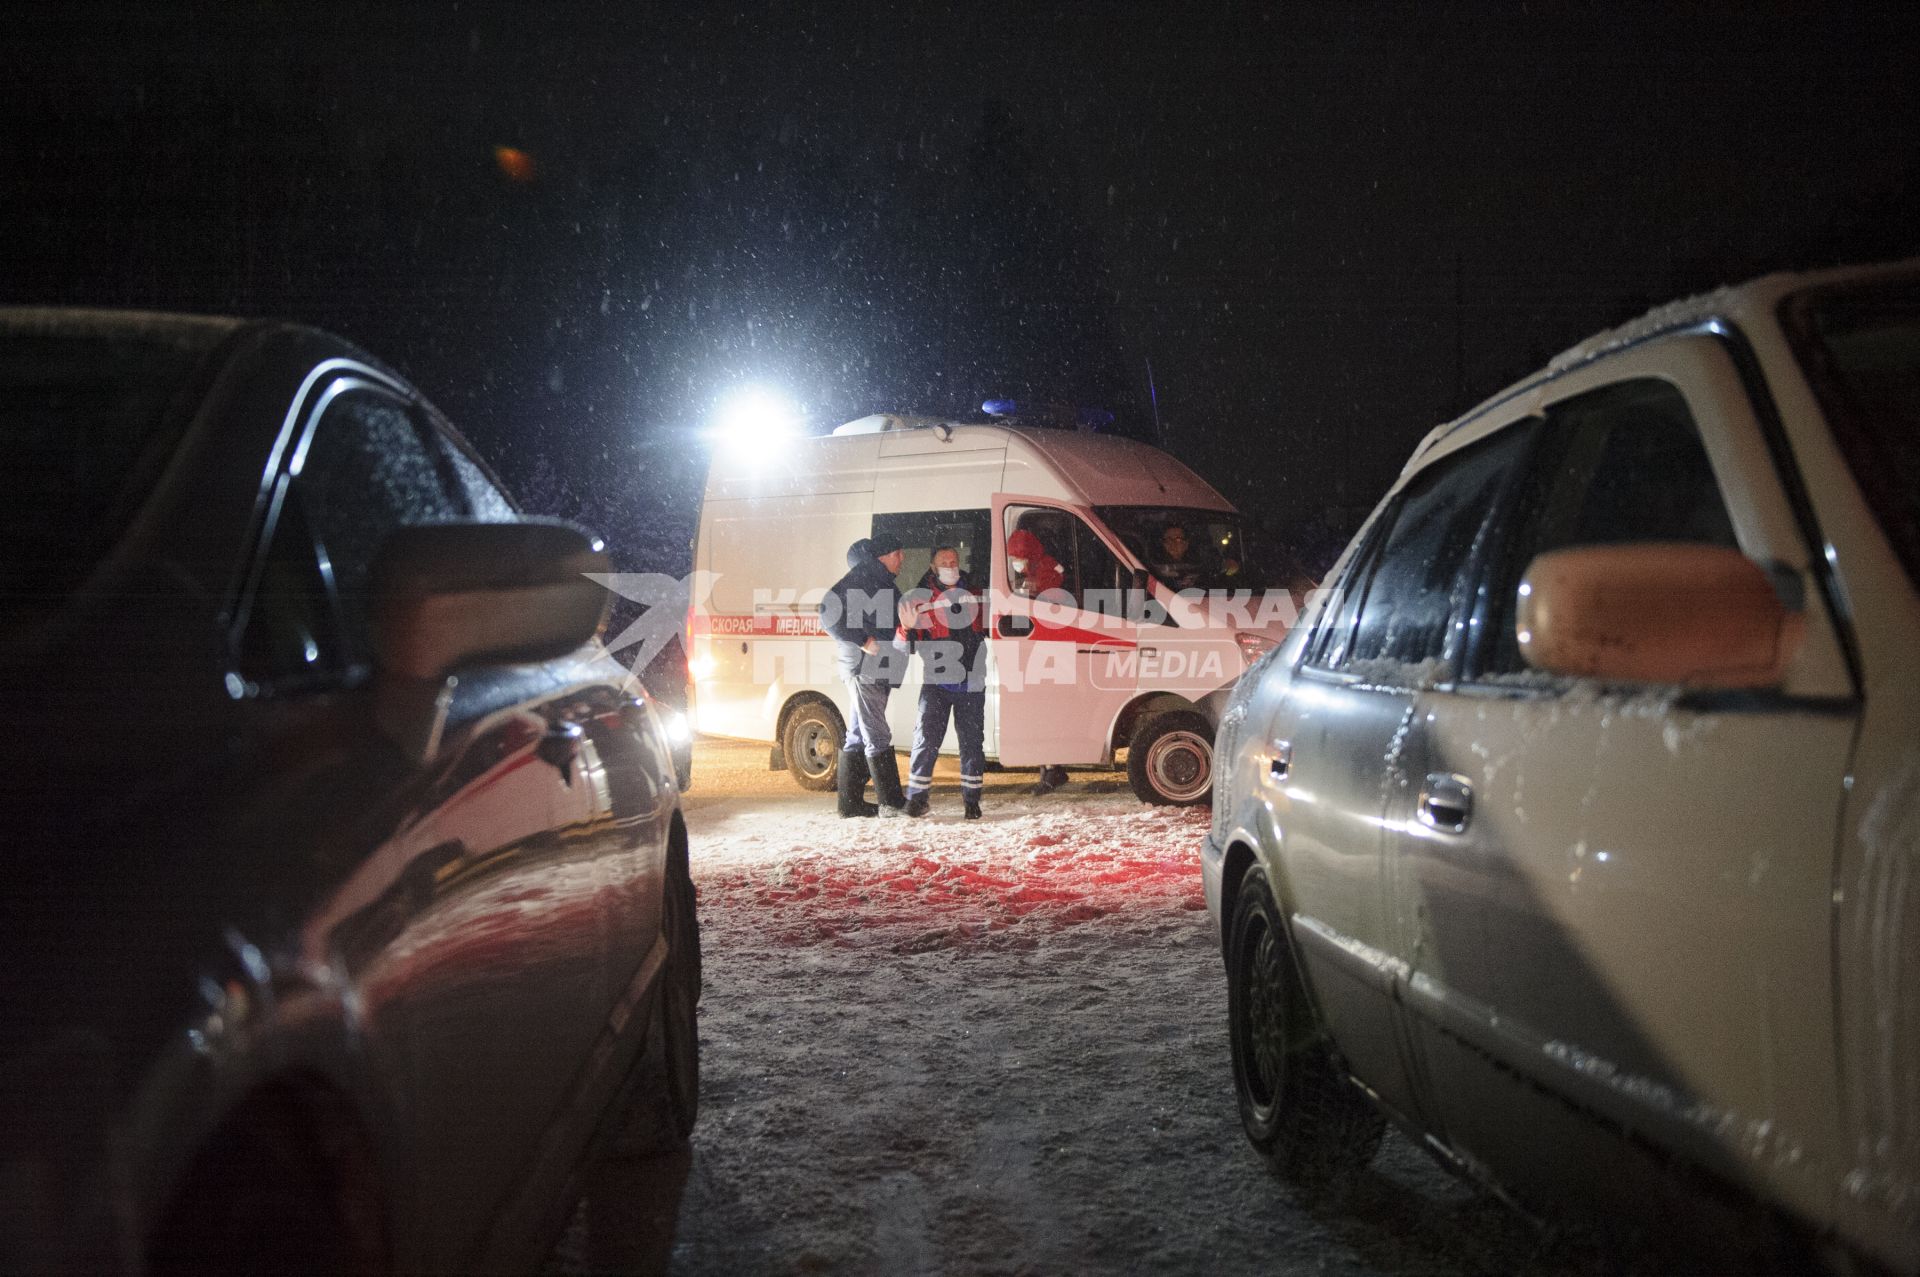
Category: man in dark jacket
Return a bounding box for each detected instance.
[897,546,987,820]
[820,533,908,817]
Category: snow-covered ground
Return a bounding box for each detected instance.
[553,739,1624,1275]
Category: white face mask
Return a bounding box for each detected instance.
[1009,558,1028,574]
[936,567,961,587]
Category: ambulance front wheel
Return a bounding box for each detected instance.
[1128,710,1214,806]
[783,700,845,791]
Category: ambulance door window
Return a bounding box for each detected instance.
[1072,520,1127,617]
[1004,505,1077,603]
[1003,505,1124,613]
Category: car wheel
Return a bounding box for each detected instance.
[659,846,701,1139]
[1227,866,1383,1184]
[148,1090,385,1276]
[783,700,844,791]
[610,844,701,1155]
[1127,710,1213,805]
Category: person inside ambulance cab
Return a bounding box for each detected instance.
[1152,522,1202,590]
[1003,524,1073,797]
[1006,526,1065,598]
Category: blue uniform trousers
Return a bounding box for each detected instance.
[908,684,986,799]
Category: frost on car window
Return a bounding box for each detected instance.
[1343,655,1456,689]
[299,391,458,645]
[442,439,517,521]
[1340,427,1528,676]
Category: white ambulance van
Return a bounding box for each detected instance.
[688,413,1303,804]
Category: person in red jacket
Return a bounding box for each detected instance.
[1003,526,1071,795]
[1005,527,1065,598]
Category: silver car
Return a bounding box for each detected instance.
[1204,260,1918,1270]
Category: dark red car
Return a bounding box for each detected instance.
[0,309,699,1273]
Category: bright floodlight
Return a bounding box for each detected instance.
[713,386,800,456]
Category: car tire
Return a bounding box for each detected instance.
[1127,710,1214,805]
[1227,866,1384,1184]
[610,843,701,1155]
[783,700,844,792]
[147,1090,385,1276]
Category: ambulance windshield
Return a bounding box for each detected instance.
[1095,506,1304,594]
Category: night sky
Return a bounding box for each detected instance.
[8,1,1919,574]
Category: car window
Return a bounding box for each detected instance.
[1477,377,1739,679]
[1095,505,1289,593]
[439,431,518,521]
[0,325,222,622]
[1787,281,1920,592]
[295,387,463,654]
[1302,521,1386,670]
[872,508,991,590]
[1074,520,1127,610]
[1003,504,1125,612]
[1317,425,1531,683]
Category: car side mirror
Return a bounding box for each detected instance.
[1516,543,1805,689]
[371,521,610,757]
[373,520,610,678]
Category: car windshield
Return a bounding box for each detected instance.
[1095,505,1300,594]
[1788,280,1920,591]
[1,322,224,619]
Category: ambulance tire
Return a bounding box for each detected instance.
[783,700,844,791]
[1127,710,1214,806]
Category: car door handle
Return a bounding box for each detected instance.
[1417,772,1473,834]
[997,614,1033,638]
[538,720,585,785]
[1268,739,1292,781]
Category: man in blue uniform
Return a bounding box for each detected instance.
[897,546,987,820]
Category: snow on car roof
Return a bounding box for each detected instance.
[0,306,242,344]
[1407,255,1920,472]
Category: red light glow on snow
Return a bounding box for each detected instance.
[698,806,1211,954]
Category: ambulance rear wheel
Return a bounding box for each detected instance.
[783,700,844,791]
[1128,710,1214,806]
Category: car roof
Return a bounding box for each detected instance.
[0,305,246,346]
[1403,255,1920,474]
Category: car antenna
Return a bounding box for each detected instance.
[1145,355,1165,448]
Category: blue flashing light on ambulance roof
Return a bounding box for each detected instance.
[980,399,1115,430]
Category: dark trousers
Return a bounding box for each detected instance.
[908,685,986,798]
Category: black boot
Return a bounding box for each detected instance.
[963,795,982,820]
[906,792,931,818]
[869,750,908,817]
[837,749,878,818]
[1029,764,1068,796]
